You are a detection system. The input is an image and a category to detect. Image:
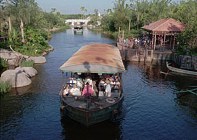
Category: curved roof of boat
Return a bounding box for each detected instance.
[59,43,125,74]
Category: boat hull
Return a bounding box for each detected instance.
[74,30,83,34]
[166,62,197,76]
[60,96,123,126]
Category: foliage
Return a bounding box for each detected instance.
[64,14,83,19]
[0,81,11,95]
[80,6,87,19]
[0,0,66,56]
[101,0,197,54]
[177,26,197,55]
[13,28,50,56]
[19,60,34,67]
[88,9,101,26]
[176,0,197,55]
[101,13,116,32]
[0,41,8,49]
[0,58,8,69]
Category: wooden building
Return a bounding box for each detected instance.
[142,18,185,50]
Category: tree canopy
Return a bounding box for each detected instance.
[0,0,67,56]
[101,0,197,54]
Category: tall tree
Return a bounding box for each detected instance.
[80,6,87,19]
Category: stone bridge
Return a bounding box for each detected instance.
[65,18,90,26]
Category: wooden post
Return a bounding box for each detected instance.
[163,33,166,50]
[173,35,175,50]
[154,33,157,50]
[170,34,172,49]
[151,33,154,49]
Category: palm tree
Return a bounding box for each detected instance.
[80,6,87,19]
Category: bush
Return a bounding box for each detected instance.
[14,28,51,56]
[0,81,11,95]
[0,41,8,49]
[20,60,34,67]
[0,58,8,69]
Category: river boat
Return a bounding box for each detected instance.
[166,61,197,76]
[73,26,83,34]
[59,43,125,126]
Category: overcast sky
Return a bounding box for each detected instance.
[35,0,114,14]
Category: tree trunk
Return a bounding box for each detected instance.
[128,19,131,31]
[8,17,12,38]
[20,19,25,43]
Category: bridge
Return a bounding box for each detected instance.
[65,18,91,26]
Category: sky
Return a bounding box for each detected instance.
[35,0,115,14]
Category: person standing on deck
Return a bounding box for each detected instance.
[82,82,94,96]
[105,79,112,97]
[63,85,70,96]
[70,84,81,96]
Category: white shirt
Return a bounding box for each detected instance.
[70,87,81,96]
[105,84,111,97]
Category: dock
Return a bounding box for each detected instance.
[117,42,172,64]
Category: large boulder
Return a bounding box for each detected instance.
[0,49,19,59]
[27,56,46,64]
[1,69,31,87]
[15,67,38,77]
[0,49,24,66]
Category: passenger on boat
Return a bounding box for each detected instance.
[105,79,112,97]
[92,81,98,96]
[82,82,94,97]
[76,78,83,90]
[63,85,70,96]
[70,84,81,96]
[84,77,93,88]
[113,79,120,90]
[108,76,115,88]
[98,78,106,92]
[73,72,79,79]
[67,77,76,86]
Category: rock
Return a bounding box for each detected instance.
[1,49,46,64]
[42,52,47,56]
[15,67,38,77]
[0,49,24,66]
[27,56,46,64]
[42,46,54,56]
[1,69,31,87]
[0,49,23,59]
[48,46,54,51]
[7,59,18,66]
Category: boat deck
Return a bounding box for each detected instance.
[61,90,121,111]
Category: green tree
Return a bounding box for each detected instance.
[80,6,87,19]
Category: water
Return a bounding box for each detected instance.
[0,29,197,140]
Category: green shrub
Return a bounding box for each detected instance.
[0,42,8,49]
[0,81,11,95]
[14,28,51,56]
[0,58,8,69]
[20,60,34,67]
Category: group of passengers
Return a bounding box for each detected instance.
[62,73,121,98]
[98,74,121,97]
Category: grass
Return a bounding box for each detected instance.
[19,60,34,67]
[0,58,8,68]
[0,81,11,95]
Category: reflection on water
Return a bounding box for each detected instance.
[0,29,197,140]
[122,62,197,139]
[61,117,121,140]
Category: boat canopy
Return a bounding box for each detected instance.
[59,43,125,74]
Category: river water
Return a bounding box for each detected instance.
[0,29,197,140]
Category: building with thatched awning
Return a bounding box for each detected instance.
[142,18,185,50]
